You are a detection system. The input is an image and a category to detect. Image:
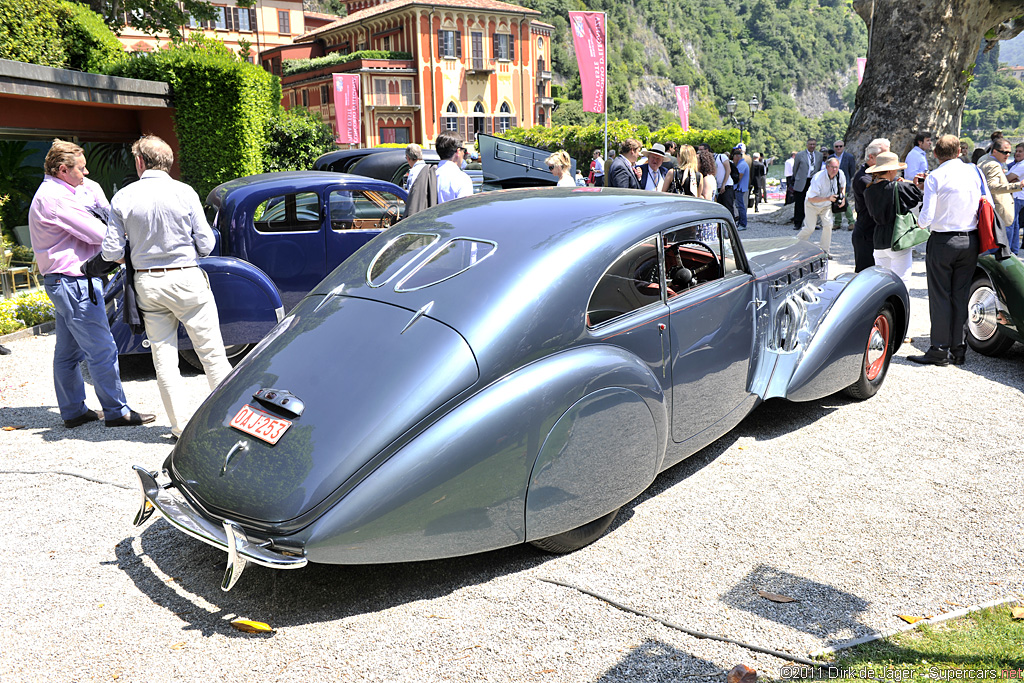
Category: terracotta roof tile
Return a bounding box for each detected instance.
[298,0,540,41]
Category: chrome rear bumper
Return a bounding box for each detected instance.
[131,465,306,591]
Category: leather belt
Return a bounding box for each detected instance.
[136,265,198,273]
[933,230,974,237]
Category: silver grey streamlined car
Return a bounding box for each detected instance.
[133,188,909,591]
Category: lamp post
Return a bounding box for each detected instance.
[726,96,760,147]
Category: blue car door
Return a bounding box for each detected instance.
[664,220,756,448]
[244,189,328,312]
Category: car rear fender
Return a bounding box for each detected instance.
[977,254,1024,342]
[763,267,909,402]
[299,345,666,565]
[106,256,284,355]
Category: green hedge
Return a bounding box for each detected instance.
[0,0,66,67]
[58,1,124,73]
[282,50,413,77]
[108,36,279,199]
[263,107,337,173]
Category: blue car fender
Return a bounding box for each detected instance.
[773,266,909,402]
[299,345,667,565]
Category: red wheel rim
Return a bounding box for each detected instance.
[865,313,890,381]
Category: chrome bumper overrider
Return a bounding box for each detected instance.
[131,465,307,591]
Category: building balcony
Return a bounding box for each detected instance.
[467,61,494,76]
[369,93,420,110]
[537,70,552,81]
[537,96,554,107]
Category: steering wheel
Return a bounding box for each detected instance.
[378,204,401,229]
[667,240,721,289]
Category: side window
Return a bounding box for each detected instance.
[587,236,664,328]
[662,221,743,297]
[253,192,321,233]
[330,189,404,230]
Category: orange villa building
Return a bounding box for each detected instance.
[115,0,308,61]
[259,0,555,148]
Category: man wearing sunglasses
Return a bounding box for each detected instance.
[976,136,1023,236]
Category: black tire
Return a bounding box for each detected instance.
[844,304,894,400]
[966,275,1015,357]
[529,508,620,554]
[179,343,252,371]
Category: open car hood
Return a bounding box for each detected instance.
[168,295,479,528]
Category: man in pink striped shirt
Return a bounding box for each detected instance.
[28,139,154,429]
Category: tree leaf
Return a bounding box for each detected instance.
[230,619,273,633]
[898,614,925,624]
[758,590,797,603]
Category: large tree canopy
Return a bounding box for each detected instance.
[845,0,1024,160]
[81,0,252,37]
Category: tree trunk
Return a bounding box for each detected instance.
[845,0,1024,161]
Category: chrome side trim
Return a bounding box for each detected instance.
[131,466,306,591]
[274,306,285,323]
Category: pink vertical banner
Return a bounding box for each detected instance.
[675,85,690,131]
[568,12,606,113]
[332,73,361,145]
[856,57,867,84]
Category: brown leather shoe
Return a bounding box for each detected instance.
[64,409,103,429]
[105,410,156,427]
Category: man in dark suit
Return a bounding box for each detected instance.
[637,143,669,191]
[608,139,642,189]
[791,138,822,229]
[750,153,767,212]
[832,140,857,229]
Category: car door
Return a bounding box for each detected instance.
[664,220,756,446]
[325,185,405,277]
[585,233,671,392]
[245,188,328,312]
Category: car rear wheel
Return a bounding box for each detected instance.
[966,275,1015,357]
[529,508,620,554]
[179,343,252,371]
[844,304,894,400]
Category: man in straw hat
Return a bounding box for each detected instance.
[637,142,669,191]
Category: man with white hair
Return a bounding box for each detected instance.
[103,135,231,438]
[796,156,846,258]
[404,143,425,191]
[851,138,890,272]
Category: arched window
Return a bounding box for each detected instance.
[498,102,512,132]
[445,101,459,131]
[474,101,485,114]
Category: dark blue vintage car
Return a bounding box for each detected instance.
[133,189,909,591]
[105,171,407,364]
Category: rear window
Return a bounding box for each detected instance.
[396,238,496,291]
[367,233,439,287]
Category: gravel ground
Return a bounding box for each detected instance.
[1,202,1022,682]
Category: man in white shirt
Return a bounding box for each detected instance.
[591,149,605,186]
[911,134,985,366]
[783,151,796,204]
[434,132,474,203]
[405,143,425,191]
[796,157,845,258]
[1002,141,1024,255]
[903,131,932,180]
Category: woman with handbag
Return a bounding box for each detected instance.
[660,144,701,196]
[863,151,926,292]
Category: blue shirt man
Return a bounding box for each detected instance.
[732,148,750,229]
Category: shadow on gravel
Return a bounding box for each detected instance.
[721,564,870,640]
[891,338,1024,393]
[593,639,725,682]
[0,405,171,444]
[115,520,566,636]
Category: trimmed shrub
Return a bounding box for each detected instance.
[0,291,54,334]
[282,50,413,76]
[0,0,66,67]
[57,2,124,73]
[107,35,278,199]
[263,107,337,172]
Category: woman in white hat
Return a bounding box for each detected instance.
[863,151,925,291]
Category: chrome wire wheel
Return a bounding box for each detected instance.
[967,284,1000,342]
[865,312,890,381]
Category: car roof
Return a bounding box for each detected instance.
[206,171,407,208]
[313,188,735,376]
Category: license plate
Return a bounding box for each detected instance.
[229,404,292,445]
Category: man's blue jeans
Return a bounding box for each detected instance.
[1010,197,1024,255]
[734,189,748,228]
[44,273,128,421]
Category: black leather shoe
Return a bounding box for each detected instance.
[908,354,949,367]
[64,409,102,429]
[105,410,156,427]
[0,344,11,355]
[950,355,966,366]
